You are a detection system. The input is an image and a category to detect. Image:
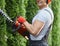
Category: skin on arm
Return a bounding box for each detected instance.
[23,20,45,36]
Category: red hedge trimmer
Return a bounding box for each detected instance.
[0,9,28,38]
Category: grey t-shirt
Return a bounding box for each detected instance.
[30,7,54,40]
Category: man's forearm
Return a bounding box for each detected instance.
[23,21,37,36]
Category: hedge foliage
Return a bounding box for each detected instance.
[0,0,60,46]
[0,0,7,46]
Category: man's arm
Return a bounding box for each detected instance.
[23,20,45,36]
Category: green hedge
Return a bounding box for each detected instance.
[51,0,60,46]
[0,0,60,46]
[26,0,38,23]
[5,0,28,46]
[0,0,7,46]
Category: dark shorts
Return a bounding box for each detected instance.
[29,40,48,46]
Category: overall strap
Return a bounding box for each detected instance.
[44,9,52,20]
[41,9,53,42]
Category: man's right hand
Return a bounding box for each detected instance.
[15,20,20,27]
[15,20,27,37]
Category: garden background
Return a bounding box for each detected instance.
[0,0,60,46]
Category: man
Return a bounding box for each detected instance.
[15,0,54,46]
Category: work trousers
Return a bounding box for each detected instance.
[29,40,48,46]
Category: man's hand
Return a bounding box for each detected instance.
[15,20,20,27]
[15,20,27,37]
[17,24,27,33]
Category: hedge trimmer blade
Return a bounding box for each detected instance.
[0,9,13,23]
[0,9,21,32]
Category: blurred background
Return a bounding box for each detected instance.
[0,0,60,46]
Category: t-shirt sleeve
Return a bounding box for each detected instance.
[36,11,48,23]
